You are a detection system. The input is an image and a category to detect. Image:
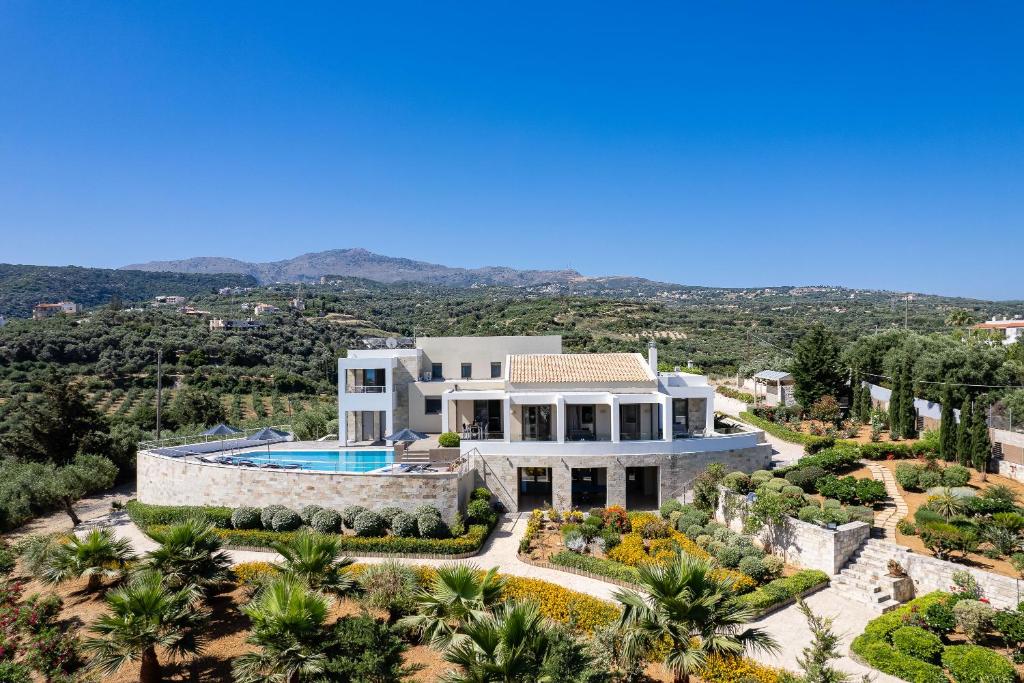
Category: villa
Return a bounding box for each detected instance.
[974,315,1024,346]
[136,335,769,522]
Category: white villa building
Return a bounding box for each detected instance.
[975,316,1024,346]
[339,335,770,512]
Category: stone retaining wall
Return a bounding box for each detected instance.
[715,488,870,574]
[137,451,471,523]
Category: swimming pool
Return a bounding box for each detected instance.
[229,449,394,473]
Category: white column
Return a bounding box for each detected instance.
[704,394,715,436]
[503,397,512,443]
[337,359,347,444]
[661,395,673,441]
[556,397,566,444]
[611,396,621,443]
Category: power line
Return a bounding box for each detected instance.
[857,370,1024,390]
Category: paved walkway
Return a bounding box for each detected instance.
[714,394,805,467]
[867,462,908,539]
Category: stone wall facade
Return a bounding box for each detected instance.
[715,489,870,574]
[475,444,771,513]
[137,451,471,523]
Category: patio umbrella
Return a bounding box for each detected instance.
[251,427,290,441]
[384,428,428,443]
[202,423,241,436]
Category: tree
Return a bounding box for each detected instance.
[165,387,224,430]
[40,454,118,526]
[945,309,974,329]
[957,398,973,467]
[83,571,207,683]
[271,532,356,594]
[1,375,108,465]
[43,528,136,592]
[887,365,903,440]
[898,357,918,439]
[792,599,869,683]
[613,554,778,683]
[322,615,417,682]
[442,601,555,683]
[232,575,331,683]
[939,384,957,463]
[971,397,992,482]
[142,519,232,591]
[791,326,844,409]
[398,564,505,649]
[856,383,872,425]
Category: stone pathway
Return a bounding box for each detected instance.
[867,462,909,539]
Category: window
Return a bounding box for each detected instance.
[431,362,443,380]
[490,361,502,378]
[461,363,472,379]
[424,397,442,415]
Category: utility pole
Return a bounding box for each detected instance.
[905,296,908,329]
[155,349,163,441]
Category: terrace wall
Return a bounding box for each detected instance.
[137,451,471,523]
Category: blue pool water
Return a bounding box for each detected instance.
[231,450,394,473]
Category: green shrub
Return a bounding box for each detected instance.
[417,512,447,539]
[846,505,874,525]
[816,475,857,503]
[126,500,233,529]
[918,469,942,490]
[598,528,620,551]
[895,463,922,491]
[860,442,918,460]
[791,445,861,473]
[785,466,825,492]
[471,486,491,502]
[584,514,604,528]
[299,504,323,526]
[270,509,302,532]
[733,570,829,612]
[942,465,972,488]
[737,556,769,583]
[762,477,788,493]
[897,517,918,536]
[855,479,887,505]
[261,505,288,530]
[353,510,387,537]
[391,512,417,537]
[342,505,368,529]
[723,471,751,493]
[953,600,994,643]
[548,551,639,584]
[941,645,1015,683]
[891,626,943,663]
[686,524,705,539]
[914,508,944,526]
[750,469,774,485]
[715,545,743,568]
[855,642,946,683]
[781,485,805,498]
[231,506,262,530]
[310,508,342,533]
[437,431,460,448]
[466,499,495,526]
[798,506,822,524]
[739,411,837,448]
[659,499,684,519]
[376,506,403,526]
[414,504,441,519]
[923,600,955,634]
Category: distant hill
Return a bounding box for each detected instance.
[0,264,257,317]
[123,248,583,287]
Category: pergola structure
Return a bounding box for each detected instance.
[752,370,795,407]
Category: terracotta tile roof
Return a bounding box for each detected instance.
[508,353,652,384]
[975,320,1024,329]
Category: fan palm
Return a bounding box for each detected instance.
[142,518,231,591]
[398,563,505,649]
[613,553,778,683]
[82,570,207,683]
[43,528,136,592]
[271,532,356,594]
[232,574,332,683]
[442,600,554,683]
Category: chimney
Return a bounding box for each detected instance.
[647,340,658,374]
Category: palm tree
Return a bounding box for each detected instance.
[271,532,356,594]
[928,489,965,521]
[398,564,505,649]
[613,553,779,683]
[142,518,231,591]
[82,571,207,683]
[232,574,331,683]
[442,601,554,683]
[43,528,136,592]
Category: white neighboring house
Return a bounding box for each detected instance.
[338,336,770,512]
[253,303,282,316]
[154,295,187,305]
[32,301,81,319]
[974,316,1024,346]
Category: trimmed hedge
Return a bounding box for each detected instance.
[738,412,836,447]
[850,592,952,683]
[733,570,829,611]
[941,645,1015,683]
[548,551,640,584]
[891,626,943,663]
[126,500,232,529]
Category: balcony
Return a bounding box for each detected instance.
[346,385,387,394]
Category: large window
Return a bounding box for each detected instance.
[461,363,472,379]
[673,398,689,438]
[522,405,552,441]
[491,361,502,378]
[431,363,443,380]
[424,397,442,415]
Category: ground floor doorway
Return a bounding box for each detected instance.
[626,466,659,510]
[571,467,607,509]
[518,467,552,511]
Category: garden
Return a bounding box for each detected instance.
[850,579,1023,683]
[126,486,501,556]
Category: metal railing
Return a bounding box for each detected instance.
[138,424,294,450]
[346,385,387,393]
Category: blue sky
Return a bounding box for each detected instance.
[1,3,1022,300]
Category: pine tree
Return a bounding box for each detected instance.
[956,398,973,467]
[971,397,992,482]
[790,325,845,409]
[938,384,957,462]
[899,359,918,440]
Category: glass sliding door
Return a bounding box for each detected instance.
[522,405,553,441]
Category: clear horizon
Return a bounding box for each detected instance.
[2,3,1022,300]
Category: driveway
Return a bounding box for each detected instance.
[715,394,804,467]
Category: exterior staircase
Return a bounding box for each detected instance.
[831,539,908,613]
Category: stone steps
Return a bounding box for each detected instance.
[832,538,906,613]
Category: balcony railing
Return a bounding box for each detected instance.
[346,385,387,393]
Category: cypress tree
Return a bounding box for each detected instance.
[900,359,918,440]
[938,384,957,462]
[971,397,992,481]
[888,369,903,439]
[956,398,973,467]
[857,383,870,424]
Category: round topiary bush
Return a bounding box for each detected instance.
[763,477,788,493]
[391,512,418,537]
[750,470,774,486]
[310,508,342,533]
[942,465,972,488]
[438,431,460,448]
[659,499,684,519]
[762,555,785,579]
[686,524,705,539]
[785,466,826,492]
[891,626,943,663]
[300,505,324,526]
[414,504,442,520]
[942,644,1015,683]
[418,512,448,539]
[846,506,874,525]
[918,469,942,490]
[467,499,495,526]
[715,545,743,568]
[377,507,404,526]
[695,534,712,548]
[823,498,842,510]
[723,471,751,493]
[737,556,769,583]
[271,509,302,532]
[231,506,262,530]
[260,505,288,530]
[471,487,492,502]
[353,510,387,537]
[342,505,368,529]
[782,485,805,498]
